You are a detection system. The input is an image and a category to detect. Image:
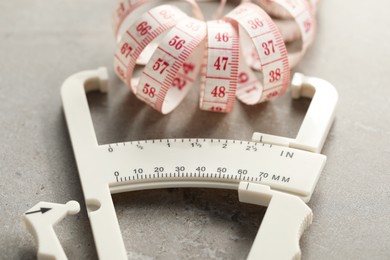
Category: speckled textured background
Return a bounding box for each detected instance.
[1,0,390,259]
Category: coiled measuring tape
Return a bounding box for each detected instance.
[22,1,327,259]
[113,0,317,113]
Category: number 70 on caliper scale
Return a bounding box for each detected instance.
[24,67,338,260]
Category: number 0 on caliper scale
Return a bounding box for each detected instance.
[60,67,337,259]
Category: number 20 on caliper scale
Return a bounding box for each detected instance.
[24,67,337,260]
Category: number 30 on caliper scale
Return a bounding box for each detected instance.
[24,67,337,259]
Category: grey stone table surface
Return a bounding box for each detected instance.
[1,0,389,259]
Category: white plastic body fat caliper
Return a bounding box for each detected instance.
[23,67,337,259]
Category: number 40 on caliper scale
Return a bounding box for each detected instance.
[23,67,337,260]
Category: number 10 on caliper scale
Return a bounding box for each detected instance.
[60,67,337,259]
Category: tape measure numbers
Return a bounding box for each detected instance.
[199,20,239,112]
[113,4,189,93]
[226,3,290,104]
[112,0,317,113]
[256,0,317,67]
[136,17,206,113]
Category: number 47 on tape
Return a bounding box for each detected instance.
[23,67,338,260]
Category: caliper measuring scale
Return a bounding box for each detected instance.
[61,67,338,259]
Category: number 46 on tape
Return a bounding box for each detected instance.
[23,67,337,259]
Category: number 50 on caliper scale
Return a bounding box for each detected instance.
[58,67,337,259]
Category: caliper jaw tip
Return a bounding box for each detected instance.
[22,201,80,260]
[239,182,313,260]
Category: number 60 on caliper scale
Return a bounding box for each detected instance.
[24,67,337,259]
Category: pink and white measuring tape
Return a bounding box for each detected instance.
[199,20,239,112]
[113,0,318,114]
